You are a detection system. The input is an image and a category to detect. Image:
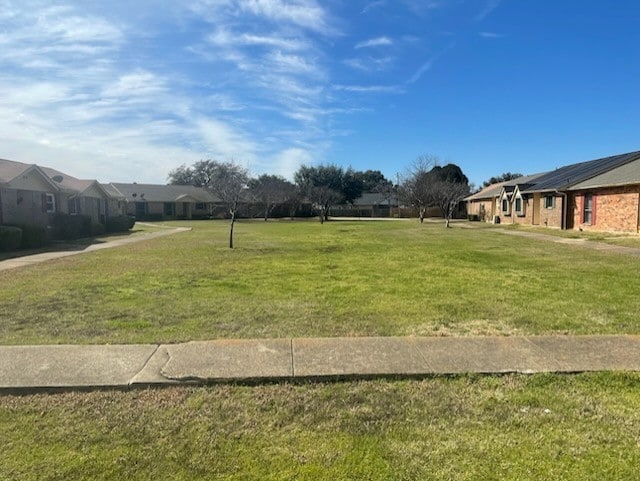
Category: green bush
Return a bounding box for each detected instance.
[91,223,106,236]
[52,213,92,240]
[15,224,49,249]
[0,225,22,252]
[467,214,480,221]
[106,215,134,233]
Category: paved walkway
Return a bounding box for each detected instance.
[1,335,639,393]
[0,226,191,271]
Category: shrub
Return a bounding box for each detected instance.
[16,224,49,249]
[467,214,480,221]
[90,223,106,236]
[52,213,92,240]
[0,225,22,252]
[106,215,134,233]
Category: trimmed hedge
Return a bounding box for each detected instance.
[91,223,106,236]
[0,225,22,252]
[106,215,135,233]
[16,224,49,249]
[52,213,92,240]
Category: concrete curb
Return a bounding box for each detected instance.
[1,335,639,394]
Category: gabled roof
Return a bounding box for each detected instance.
[0,159,63,192]
[465,181,506,201]
[39,165,112,198]
[465,172,547,202]
[521,150,640,194]
[109,183,219,203]
[352,192,398,207]
[0,157,112,197]
[0,158,32,184]
[567,156,640,190]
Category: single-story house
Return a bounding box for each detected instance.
[465,181,508,222]
[0,158,123,228]
[466,150,640,233]
[331,192,399,217]
[107,183,221,220]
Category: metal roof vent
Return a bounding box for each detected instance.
[52,175,63,182]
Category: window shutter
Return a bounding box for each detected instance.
[592,194,597,225]
[579,195,584,224]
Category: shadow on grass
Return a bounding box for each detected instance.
[0,229,146,261]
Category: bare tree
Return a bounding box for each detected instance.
[431,180,470,228]
[171,159,249,248]
[248,174,296,221]
[208,161,250,248]
[398,155,438,223]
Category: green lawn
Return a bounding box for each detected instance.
[1,219,640,344]
[2,373,640,480]
[3,220,640,480]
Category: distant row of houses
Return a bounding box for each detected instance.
[0,158,230,228]
[0,158,399,229]
[4,150,640,234]
[465,150,640,233]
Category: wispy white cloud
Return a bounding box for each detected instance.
[479,31,507,38]
[268,147,315,179]
[361,1,386,14]
[475,0,501,22]
[343,56,394,72]
[333,84,405,94]
[406,42,455,84]
[355,36,393,49]
[238,0,329,33]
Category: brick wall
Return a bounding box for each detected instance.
[571,186,639,233]
[467,199,495,221]
[538,194,564,229]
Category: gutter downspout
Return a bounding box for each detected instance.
[556,190,568,230]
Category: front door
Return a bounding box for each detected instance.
[135,202,146,218]
[532,193,541,225]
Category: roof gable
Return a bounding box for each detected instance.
[0,161,60,192]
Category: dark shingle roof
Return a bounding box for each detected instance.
[521,151,640,194]
[568,157,640,190]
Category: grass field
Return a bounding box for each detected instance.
[1,219,639,344]
[3,219,640,480]
[2,373,640,480]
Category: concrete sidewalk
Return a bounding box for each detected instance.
[0,226,191,271]
[1,335,639,393]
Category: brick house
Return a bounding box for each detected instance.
[466,150,640,233]
[0,158,124,228]
[107,183,221,220]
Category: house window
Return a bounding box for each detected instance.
[515,196,524,216]
[501,198,510,216]
[44,193,56,213]
[195,203,206,210]
[544,195,555,209]
[68,197,80,215]
[583,194,593,224]
[164,202,175,216]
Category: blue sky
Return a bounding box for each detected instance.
[1,0,639,187]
